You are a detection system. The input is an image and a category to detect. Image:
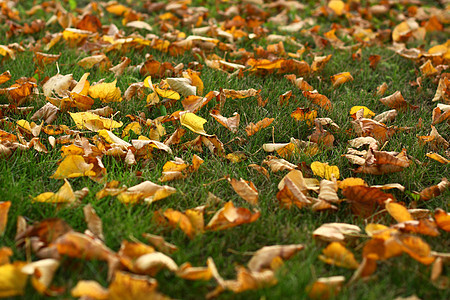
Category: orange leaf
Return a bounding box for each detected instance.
[0,201,11,236]
[434,208,450,232]
[210,109,240,133]
[379,91,418,111]
[330,72,353,88]
[307,276,345,300]
[228,178,259,205]
[319,242,359,269]
[418,178,449,201]
[245,118,274,136]
[303,90,332,110]
[205,201,260,231]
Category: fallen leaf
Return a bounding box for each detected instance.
[180,112,211,136]
[303,90,332,110]
[245,118,274,136]
[311,161,339,180]
[313,223,361,243]
[205,201,260,231]
[319,242,359,269]
[386,202,414,223]
[248,244,304,272]
[0,262,28,297]
[307,276,345,300]
[343,186,394,218]
[71,280,109,300]
[0,202,11,236]
[117,181,176,204]
[228,178,259,205]
[434,208,450,232]
[89,79,122,102]
[330,72,353,88]
[418,178,449,201]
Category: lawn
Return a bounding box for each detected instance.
[0,0,449,299]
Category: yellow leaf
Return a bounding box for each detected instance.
[180,112,211,136]
[319,242,359,269]
[155,86,180,100]
[385,202,414,223]
[33,179,76,203]
[50,155,95,179]
[71,280,109,300]
[337,178,366,189]
[349,106,375,118]
[69,112,122,131]
[88,79,122,102]
[328,0,345,16]
[0,262,28,297]
[311,162,340,180]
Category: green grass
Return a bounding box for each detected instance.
[1,0,449,299]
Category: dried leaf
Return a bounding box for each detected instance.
[205,201,260,231]
[83,204,104,241]
[307,276,345,300]
[248,244,304,272]
[180,112,211,136]
[89,79,122,102]
[343,186,394,218]
[228,178,258,205]
[418,178,449,201]
[311,161,339,180]
[319,242,359,269]
[0,201,11,236]
[386,202,414,223]
[313,223,361,242]
[245,118,274,136]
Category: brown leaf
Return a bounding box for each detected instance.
[210,109,240,133]
[245,118,274,136]
[303,90,332,110]
[0,71,12,85]
[354,148,410,175]
[380,91,418,111]
[418,126,450,150]
[31,103,60,124]
[248,244,304,272]
[263,155,297,172]
[228,178,259,205]
[109,57,131,77]
[205,201,260,231]
[418,178,449,201]
[369,55,381,70]
[343,186,394,218]
[277,177,311,209]
[83,204,104,241]
[142,233,177,254]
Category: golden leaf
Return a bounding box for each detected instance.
[50,155,95,179]
[311,161,339,180]
[71,280,109,300]
[176,262,212,281]
[33,179,76,204]
[330,72,353,88]
[386,202,414,223]
[69,112,123,131]
[117,181,176,204]
[319,242,359,269]
[349,106,375,118]
[180,112,211,136]
[434,208,450,232]
[88,79,122,102]
[307,276,345,300]
[328,0,345,15]
[0,262,28,297]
